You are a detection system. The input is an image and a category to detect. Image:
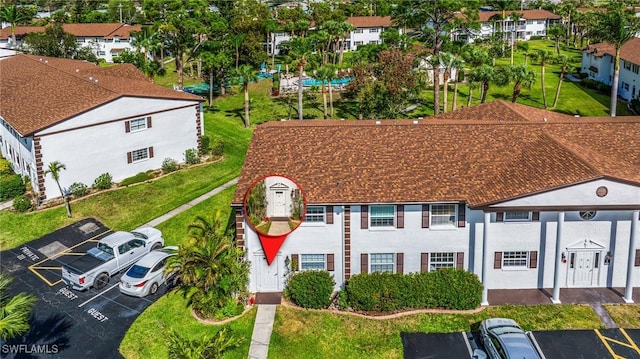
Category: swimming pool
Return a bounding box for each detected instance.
[300,77,352,87]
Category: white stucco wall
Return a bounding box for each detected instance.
[36,97,200,199]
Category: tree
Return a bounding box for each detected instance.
[21,22,96,62]
[590,1,640,117]
[44,161,71,217]
[0,5,36,48]
[530,49,552,108]
[236,65,258,128]
[315,65,338,119]
[499,64,536,103]
[285,37,315,120]
[440,52,463,113]
[165,327,244,359]
[472,64,495,104]
[393,0,479,114]
[165,212,249,318]
[552,54,571,108]
[547,24,565,55]
[0,273,36,341]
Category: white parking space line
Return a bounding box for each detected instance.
[78,283,119,308]
[462,332,473,357]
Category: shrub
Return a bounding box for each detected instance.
[162,158,179,173]
[69,182,89,197]
[92,173,113,190]
[530,35,543,40]
[13,195,32,212]
[0,158,12,175]
[210,137,224,157]
[118,171,154,187]
[200,135,211,155]
[284,270,335,309]
[184,148,200,164]
[345,269,482,311]
[0,174,25,201]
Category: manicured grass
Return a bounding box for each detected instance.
[269,304,603,358]
[119,292,256,359]
[604,304,640,328]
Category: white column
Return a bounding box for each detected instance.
[481,212,490,306]
[623,211,639,303]
[551,211,565,304]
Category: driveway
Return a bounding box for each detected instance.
[402,328,640,358]
[0,218,170,359]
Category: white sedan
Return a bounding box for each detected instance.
[118,246,177,297]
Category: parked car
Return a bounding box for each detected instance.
[119,246,178,297]
[62,227,164,291]
[477,318,544,359]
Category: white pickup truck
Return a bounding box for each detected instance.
[61,227,164,291]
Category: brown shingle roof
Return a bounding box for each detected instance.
[0,23,141,40]
[0,54,202,135]
[232,101,640,207]
[346,16,392,28]
[584,37,640,65]
[477,9,561,22]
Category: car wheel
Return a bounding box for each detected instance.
[94,273,109,289]
[149,282,159,295]
[151,243,162,251]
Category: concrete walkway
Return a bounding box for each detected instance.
[143,177,238,227]
[248,305,277,359]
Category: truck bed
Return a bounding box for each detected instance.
[62,254,111,275]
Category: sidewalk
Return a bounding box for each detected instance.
[248,305,277,359]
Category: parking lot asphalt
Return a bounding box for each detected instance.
[402,328,640,358]
[0,218,170,359]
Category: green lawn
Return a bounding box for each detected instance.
[604,304,640,328]
[269,304,602,358]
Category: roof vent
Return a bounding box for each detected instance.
[543,117,547,122]
[574,114,580,117]
[413,120,419,124]
[89,77,93,81]
[375,120,381,125]
[340,118,345,121]
[94,79,98,83]
[418,117,423,120]
[44,60,48,63]
[76,69,80,72]
[39,58,43,61]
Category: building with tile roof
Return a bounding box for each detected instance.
[0,23,142,62]
[0,54,204,201]
[232,101,640,304]
[454,9,562,43]
[582,37,640,102]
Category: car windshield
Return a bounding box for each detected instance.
[131,231,148,240]
[126,265,150,279]
[501,333,541,359]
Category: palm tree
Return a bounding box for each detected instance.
[166,327,243,359]
[0,273,36,341]
[591,1,640,117]
[166,212,248,317]
[499,64,536,103]
[44,161,71,218]
[552,55,571,108]
[530,49,552,108]
[472,64,495,104]
[315,65,334,119]
[546,24,564,56]
[0,5,34,49]
[235,65,258,128]
[286,37,315,120]
[440,52,463,113]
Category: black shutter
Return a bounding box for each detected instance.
[458,203,466,227]
[326,206,334,224]
[421,253,429,272]
[127,151,132,163]
[532,212,540,221]
[125,121,130,133]
[396,253,404,274]
[456,252,464,269]
[496,212,504,222]
[361,253,368,274]
[361,205,368,229]
[422,205,430,228]
[397,205,404,228]
[529,251,538,268]
[635,250,640,267]
[147,116,152,128]
[148,146,154,158]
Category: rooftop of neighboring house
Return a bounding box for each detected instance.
[0,54,202,136]
[346,16,392,28]
[477,9,561,22]
[584,37,640,65]
[233,100,640,208]
[0,23,142,41]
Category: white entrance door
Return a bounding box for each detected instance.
[255,253,280,292]
[569,251,595,287]
[273,190,286,216]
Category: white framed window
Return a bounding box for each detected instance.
[304,206,325,223]
[370,205,395,227]
[504,211,531,222]
[354,41,363,46]
[369,28,379,33]
[503,251,529,268]
[300,254,325,270]
[624,61,632,70]
[131,148,149,162]
[430,252,455,270]
[354,29,363,33]
[370,253,394,273]
[129,117,147,132]
[114,36,121,43]
[98,51,106,56]
[368,40,378,44]
[430,204,457,229]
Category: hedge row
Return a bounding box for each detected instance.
[284,271,335,309]
[345,269,482,311]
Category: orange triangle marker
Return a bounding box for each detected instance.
[258,232,289,265]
